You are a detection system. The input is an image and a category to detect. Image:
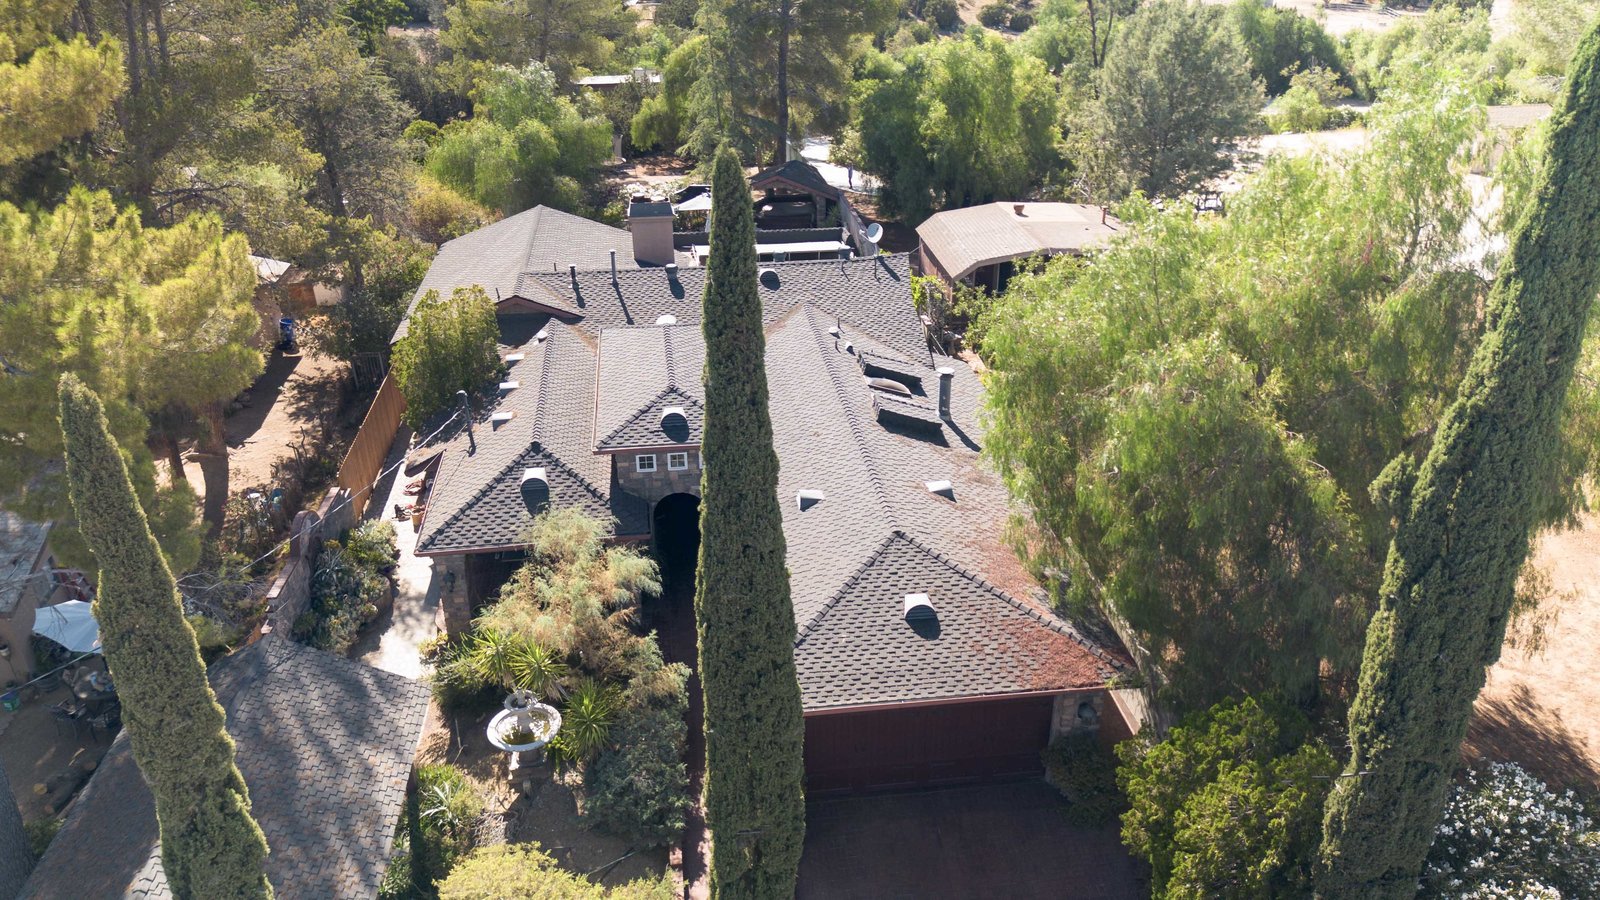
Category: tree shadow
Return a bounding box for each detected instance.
[1464,683,1600,790]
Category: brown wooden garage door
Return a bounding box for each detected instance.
[803,695,1056,793]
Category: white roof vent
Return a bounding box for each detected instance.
[534,328,549,342]
[490,411,514,427]
[520,467,550,514]
[796,489,825,511]
[498,380,520,392]
[758,267,776,278]
[842,341,854,355]
[504,352,525,363]
[903,593,936,620]
[656,314,677,325]
[925,479,954,499]
[659,406,687,427]
[865,376,911,397]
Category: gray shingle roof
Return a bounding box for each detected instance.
[595,325,706,450]
[417,322,651,553]
[751,159,838,199]
[518,254,929,362]
[0,511,48,615]
[393,205,636,342]
[21,637,430,899]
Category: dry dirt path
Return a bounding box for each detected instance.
[1466,514,1600,789]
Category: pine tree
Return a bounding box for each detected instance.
[57,375,272,900]
[1316,24,1600,898]
[694,146,807,899]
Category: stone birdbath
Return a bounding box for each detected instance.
[486,690,561,788]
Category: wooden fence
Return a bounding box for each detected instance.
[335,373,405,520]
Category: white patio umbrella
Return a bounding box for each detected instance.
[32,600,102,654]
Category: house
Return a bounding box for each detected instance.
[916,202,1122,296]
[0,512,57,687]
[401,207,1132,792]
[21,637,430,899]
[250,255,345,311]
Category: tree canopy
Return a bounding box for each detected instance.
[0,0,124,167]
[981,87,1539,711]
[391,285,502,428]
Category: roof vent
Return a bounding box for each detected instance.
[796,489,825,511]
[498,380,520,393]
[903,593,936,620]
[520,467,550,514]
[665,262,679,279]
[490,411,515,428]
[659,406,688,433]
[535,328,549,343]
[842,341,854,355]
[504,352,525,363]
[828,325,839,337]
[925,479,954,499]
[865,376,911,397]
[656,314,677,326]
[1013,203,1025,216]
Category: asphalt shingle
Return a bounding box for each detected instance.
[21,638,430,899]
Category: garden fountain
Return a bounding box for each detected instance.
[486,690,561,788]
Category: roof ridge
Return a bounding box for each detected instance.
[793,531,902,646]
[891,529,1125,670]
[664,326,677,388]
[800,304,898,525]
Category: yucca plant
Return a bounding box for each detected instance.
[549,680,618,768]
[507,640,568,700]
[439,628,568,703]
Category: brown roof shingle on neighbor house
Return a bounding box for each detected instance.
[917,202,1122,284]
[20,637,431,900]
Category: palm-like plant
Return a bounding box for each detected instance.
[442,628,568,702]
[550,679,618,767]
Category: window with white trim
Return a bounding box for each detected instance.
[636,453,657,473]
[667,451,689,471]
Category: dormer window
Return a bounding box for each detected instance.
[636,453,658,473]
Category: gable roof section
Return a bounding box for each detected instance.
[595,325,707,450]
[21,638,429,899]
[520,254,929,363]
[394,205,635,342]
[794,532,1119,709]
[917,202,1120,283]
[751,159,838,199]
[765,305,1128,709]
[417,322,650,553]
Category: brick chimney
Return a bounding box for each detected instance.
[628,199,675,266]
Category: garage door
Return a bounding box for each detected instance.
[803,694,1056,793]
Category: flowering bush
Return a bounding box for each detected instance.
[1422,762,1600,898]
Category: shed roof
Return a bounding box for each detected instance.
[750,159,838,200]
[20,638,430,899]
[917,202,1121,283]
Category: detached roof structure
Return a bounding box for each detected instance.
[22,638,430,900]
[917,202,1122,284]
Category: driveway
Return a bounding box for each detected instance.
[799,780,1145,900]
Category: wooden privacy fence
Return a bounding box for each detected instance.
[335,373,405,520]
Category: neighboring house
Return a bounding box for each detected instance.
[0,512,55,686]
[404,210,1132,792]
[21,637,430,899]
[250,255,345,311]
[916,202,1123,296]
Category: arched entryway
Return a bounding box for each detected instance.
[652,492,701,591]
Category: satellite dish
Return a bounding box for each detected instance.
[865,222,884,244]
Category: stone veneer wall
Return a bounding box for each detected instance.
[614,450,702,504]
[1050,690,1108,742]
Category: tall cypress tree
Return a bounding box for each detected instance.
[1316,25,1600,898]
[694,146,807,899]
[57,375,272,900]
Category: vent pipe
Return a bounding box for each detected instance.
[1014,203,1025,216]
[665,262,679,279]
[937,367,955,419]
[568,263,577,280]
[1101,206,1108,225]
[609,249,618,283]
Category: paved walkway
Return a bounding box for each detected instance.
[799,780,1145,900]
[351,427,440,678]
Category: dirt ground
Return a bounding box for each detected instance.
[217,348,350,498]
[0,680,112,823]
[414,705,671,889]
[1465,514,1600,790]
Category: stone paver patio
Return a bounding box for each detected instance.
[799,779,1145,900]
[351,426,440,678]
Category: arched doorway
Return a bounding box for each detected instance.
[652,492,701,591]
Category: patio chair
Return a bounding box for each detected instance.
[49,703,86,740]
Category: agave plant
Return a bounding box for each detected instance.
[443,628,568,702]
[507,639,568,700]
[549,679,618,767]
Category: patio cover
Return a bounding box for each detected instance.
[33,601,100,654]
[675,194,712,213]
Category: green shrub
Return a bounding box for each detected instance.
[410,764,484,891]
[549,680,618,767]
[424,636,502,715]
[438,844,675,900]
[25,815,63,858]
[978,2,1012,27]
[1042,733,1126,826]
[295,523,397,655]
[925,0,959,29]
[583,704,691,847]
[344,519,399,571]
[1008,9,1035,30]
